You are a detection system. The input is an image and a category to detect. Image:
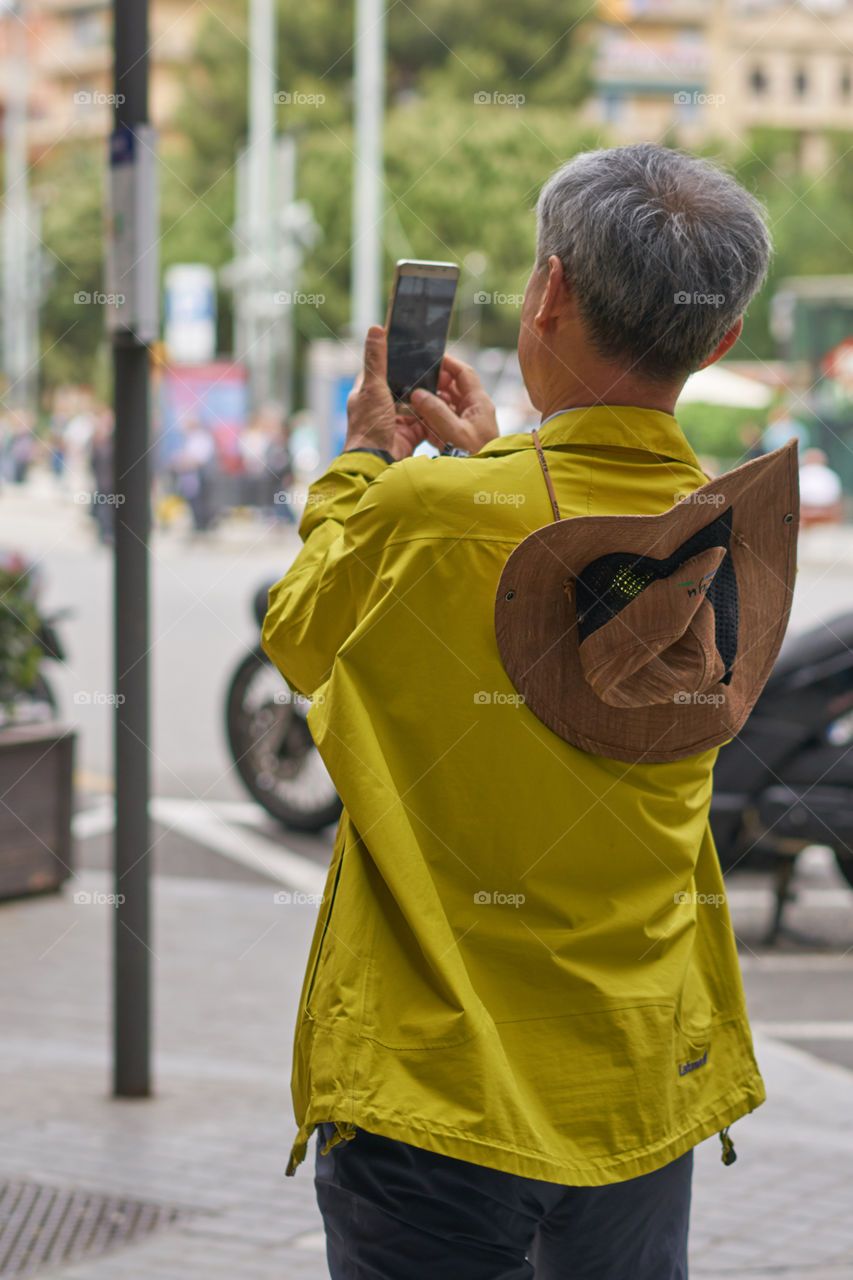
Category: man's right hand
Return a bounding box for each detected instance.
[408,353,499,455]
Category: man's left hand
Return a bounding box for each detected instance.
[345,325,428,461]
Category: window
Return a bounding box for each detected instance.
[793,67,809,97]
[749,65,768,94]
[841,66,852,100]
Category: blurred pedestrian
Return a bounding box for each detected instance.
[265,419,296,523]
[763,403,810,453]
[175,418,218,532]
[89,409,115,545]
[799,447,843,527]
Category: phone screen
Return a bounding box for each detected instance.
[386,272,458,402]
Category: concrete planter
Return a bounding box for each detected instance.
[0,724,75,900]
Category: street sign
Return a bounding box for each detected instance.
[106,124,159,344]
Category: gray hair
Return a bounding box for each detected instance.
[535,143,772,383]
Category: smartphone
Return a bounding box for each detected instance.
[385,260,460,405]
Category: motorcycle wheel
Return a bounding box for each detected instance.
[225,646,342,833]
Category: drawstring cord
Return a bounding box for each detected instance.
[531,427,561,522]
[719,1127,737,1166]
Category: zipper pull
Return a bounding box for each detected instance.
[719,1126,737,1166]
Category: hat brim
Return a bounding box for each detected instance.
[494,441,799,763]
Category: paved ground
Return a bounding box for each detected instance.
[2,859,853,1279]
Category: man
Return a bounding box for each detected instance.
[262,143,777,1278]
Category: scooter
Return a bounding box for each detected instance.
[228,583,853,937]
[710,610,853,940]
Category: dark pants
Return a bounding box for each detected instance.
[315,1123,693,1279]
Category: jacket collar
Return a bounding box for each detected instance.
[484,405,704,473]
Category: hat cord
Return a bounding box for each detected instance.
[531,427,561,522]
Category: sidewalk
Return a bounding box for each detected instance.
[2,868,853,1279]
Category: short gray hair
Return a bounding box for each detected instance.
[535,143,772,383]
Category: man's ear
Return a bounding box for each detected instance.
[698,316,743,370]
[534,255,570,332]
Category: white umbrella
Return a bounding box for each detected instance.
[678,364,773,409]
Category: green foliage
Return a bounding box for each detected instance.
[27,0,853,396]
[675,401,766,467]
[36,145,107,390]
[0,558,44,717]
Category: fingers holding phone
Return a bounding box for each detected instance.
[410,354,499,455]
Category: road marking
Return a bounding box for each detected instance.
[71,798,327,895]
[740,954,853,972]
[755,1021,853,1040]
[726,887,853,909]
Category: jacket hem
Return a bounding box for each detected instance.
[285,1072,766,1186]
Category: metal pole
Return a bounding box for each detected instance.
[246,0,275,410]
[2,1,32,413]
[351,0,385,340]
[112,0,151,1098]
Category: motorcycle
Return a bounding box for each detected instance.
[710,609,853,939]
[228,583,853,933]
[225,582,341,832]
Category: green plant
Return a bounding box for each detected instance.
[0,555,45,721]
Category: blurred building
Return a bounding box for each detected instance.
[586,0,853,165]
[0,0,200,159]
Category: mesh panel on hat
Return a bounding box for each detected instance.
[574,506,738,682]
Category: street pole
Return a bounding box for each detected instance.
[351,0,385,340]
[1,0,34,415]
[112,0,152,1098]
[246,0,275,410]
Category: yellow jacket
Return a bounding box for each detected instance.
[262,405,765,1184]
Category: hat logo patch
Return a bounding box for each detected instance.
[676,569,717,598]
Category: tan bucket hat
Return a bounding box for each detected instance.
[494,434,799,763]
